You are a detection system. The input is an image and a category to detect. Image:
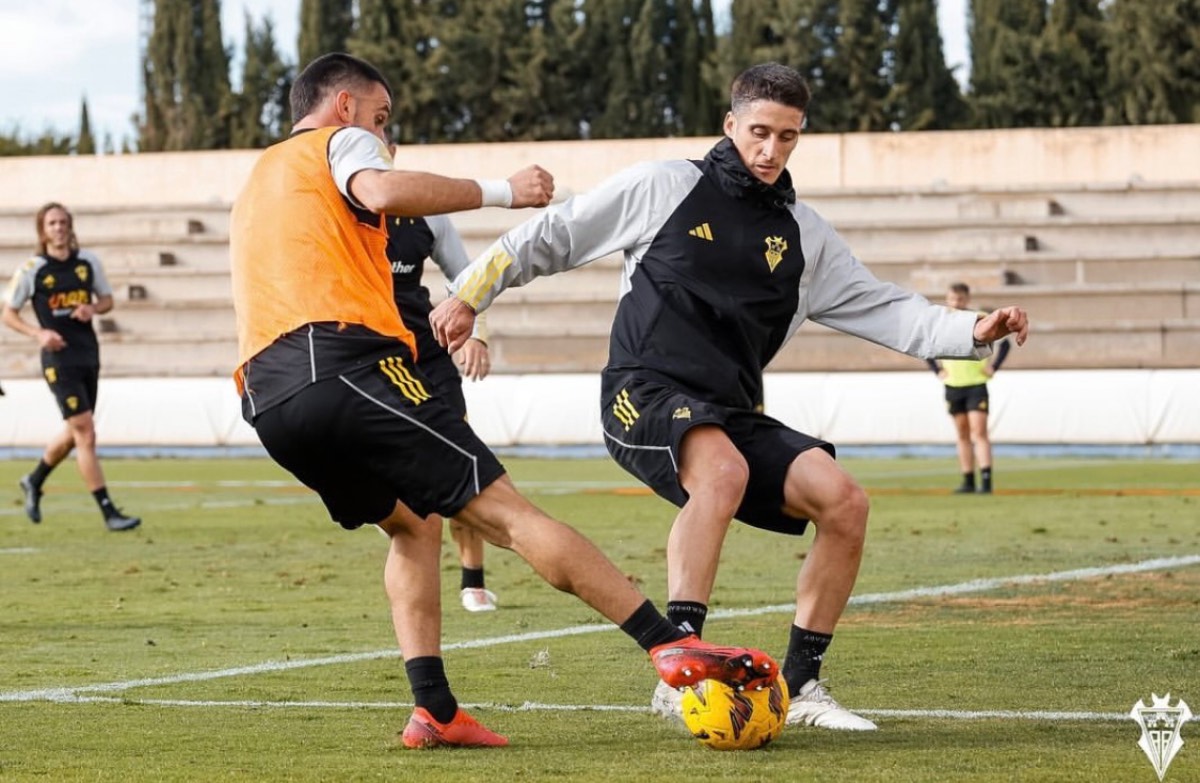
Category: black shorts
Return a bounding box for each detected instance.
[43,364,99,419]
[416,340,466,419]
[252,352,504,530]
[945,384,989,415]
[600,375,833,536]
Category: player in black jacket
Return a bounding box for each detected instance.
[432,63,1029,731]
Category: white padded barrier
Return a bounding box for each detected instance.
[0,370,1196,448]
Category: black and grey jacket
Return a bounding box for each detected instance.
[450,138,985,410]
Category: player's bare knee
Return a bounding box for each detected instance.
[824,482,869,547]
[689,455,749,511]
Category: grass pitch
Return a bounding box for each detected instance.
[1,456,1197,782]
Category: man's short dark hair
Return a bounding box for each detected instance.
[290,52,392,123]
[949,282,971,296]
[730,63,811,114]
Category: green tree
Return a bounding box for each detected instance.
[890,0,966,130]
[140,0,233,150]
[298,0,354,68]
[231,12,293,147]
[1105,0,1200,125]
[350,0,441,143]
[0,127,73,157]
[968,0,1047,128]
[680,0,722,135]
[1039,0,1106,127]
[484,0,587,141]
[829,0,895,132]
[627,0,673,137]
[435,0,529,141]
[76,97,96,155]
[584,0,642,138]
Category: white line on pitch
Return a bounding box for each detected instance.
[2,553,1197,704]
[0,547,38,555]
[51,695,1131,722]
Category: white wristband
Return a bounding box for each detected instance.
[476,179,513,208]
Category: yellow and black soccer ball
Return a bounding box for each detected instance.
[680,674,789,751]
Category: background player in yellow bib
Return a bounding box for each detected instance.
[927,282,1012,494]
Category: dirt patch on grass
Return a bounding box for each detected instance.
[844,568,1200,627]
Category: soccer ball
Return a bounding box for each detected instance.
[680,674,789,751]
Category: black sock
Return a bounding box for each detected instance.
[461,566,485,590]
[960,471,975,489]
[620,599,686,652]
[980,467,992,491]
[405,656,457,723]
[666,601,709,638]
[30,459,54,488]
[92,487,118,519]
[782,626,833,696]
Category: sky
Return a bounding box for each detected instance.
[0,0,970,148]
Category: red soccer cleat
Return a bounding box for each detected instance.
[649,635,777,691]
[400,707,509,749]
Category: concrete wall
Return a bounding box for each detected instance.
[2,124,1199,211]
[2,370,1197,448]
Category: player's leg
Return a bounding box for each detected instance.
[449,518,495,611]
[649,425,755,719]
[668,424,749,634]
[69,369,139,530]
[62,410,139,531]
[452,477,774,689]
[951,410,975,492]
[969,408,992,493]
[375,503,507,748]
[19,424,73,524]
[779,447,876,730]
[18,369,82,523]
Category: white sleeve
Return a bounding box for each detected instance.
[328,128,393,207]
[448,160,694,312]
[80,250,112,297]
[4,258,38,309]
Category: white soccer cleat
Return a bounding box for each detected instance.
[650,679,684,721]
[460,587,498,612]
[786,679,877,731]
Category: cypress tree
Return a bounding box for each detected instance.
[232,12,293,147]
[1039,0,1106,127]
[76,97,97,155]
[831,0,894,132]
[298,0,354,68]
[350,0,437,143]
[969,0,1048,128]
[585,0,641,138]
[1105,0,1200,125]
[628,0,673,137]
[140,0,233,150]
[890,0,966,130]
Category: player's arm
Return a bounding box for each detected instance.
[427,215,490,378]
[800,215,985,360]
[3,264,65,350]
[71,252,115,321]
[430,163,667,351]
[984,338,1013,376]
[2,303,65,351]
[333,128,552,216]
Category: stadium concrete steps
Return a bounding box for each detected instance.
[2,181,1198,377]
